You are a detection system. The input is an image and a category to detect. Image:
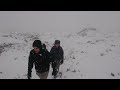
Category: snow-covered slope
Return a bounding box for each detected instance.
[0,28,120,79]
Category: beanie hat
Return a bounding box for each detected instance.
[54,40,60,44]
[32,40,42,49]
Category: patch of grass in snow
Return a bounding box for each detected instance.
[0,43,14,55]
[66,68,70,72]
[87,41,96,44]
[72,69,76,73]
[111,45,116,47]
[106,49,112,52]
[81,51,85,53]
[118,73,120,75]
[14,57,18,60]
[100,53,105,56]
[0,72,3,74]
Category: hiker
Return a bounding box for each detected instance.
[42,43,47,50]
[27,40,51,79]
[50,40,64,78]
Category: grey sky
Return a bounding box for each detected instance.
[0,11,120,33]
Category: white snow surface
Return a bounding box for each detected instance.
[0,28,120,79]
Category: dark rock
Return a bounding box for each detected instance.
[111,73,115,77]
[73,56,75,59]
[66,68,70,72]
[81,51,84,53]
[111,45,116,47]
[100,53,105,56]
[87,41,92,43]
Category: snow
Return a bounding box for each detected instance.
[0,27,120,79]
[1,11,120,79]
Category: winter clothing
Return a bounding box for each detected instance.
[36,71,49,79]
[32,40,42,49]
[51,60,61,77]
[50,46,64,62]
[54,40,60,44]
[50,45,64,77]
[27,48,51,79]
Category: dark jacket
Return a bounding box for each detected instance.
[50,46,64,62]
[28,49,51,78]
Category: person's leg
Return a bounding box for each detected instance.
[52,60,61,78]
[55,60,61,74]
[53,61,58,77]
[52,61,56,76]
[57,60,61,72]
[40,71,49,79]
[52,68,55,75]
[36,72,41,79]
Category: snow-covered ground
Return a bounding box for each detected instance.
[0,28,120,79]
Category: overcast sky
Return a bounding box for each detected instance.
[0,11,120,33]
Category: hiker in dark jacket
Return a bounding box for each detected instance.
[50,40,64,78]
[27,40,51,79]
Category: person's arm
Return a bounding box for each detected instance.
[28,51,34,79]
[50,47,54,62]
[50,47,54,55]
[60,47,64,64]
[45,50,51,64]
[60,47,64,60]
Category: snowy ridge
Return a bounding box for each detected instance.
[0,28,120,79]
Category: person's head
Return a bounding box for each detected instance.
[32,40,42,54]
[54,40,60,48]
[42,44,46,50]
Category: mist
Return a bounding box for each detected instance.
[0,11,120,33]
